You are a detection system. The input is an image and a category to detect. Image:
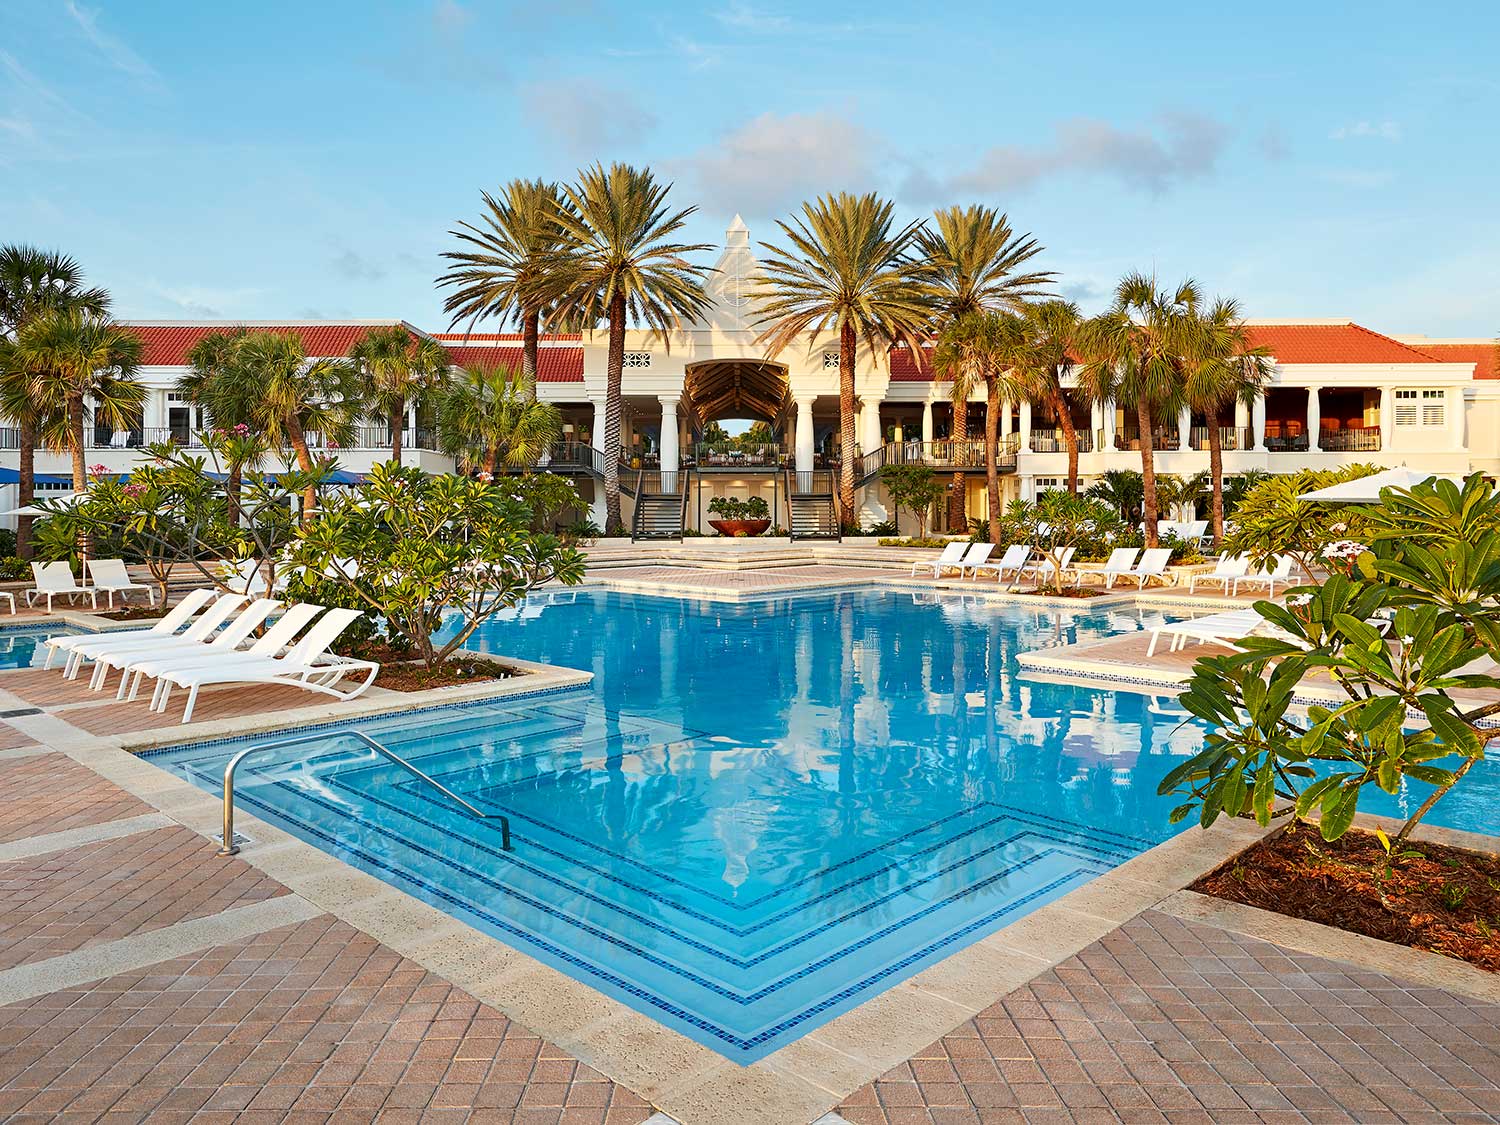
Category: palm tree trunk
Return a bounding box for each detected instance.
[286,416,318,519]
[484,443,500,477]
[1137,401,1158,548]
[1052,389,1080,492]
[522,309,539,395]
[603,293,626,536]
[17,418,35,560]
[985,377,1002,543]
[1207,420,1225,544]
[838,321,857,524]
[68,394,86,491]
[227,461,242,526]
[947,397,968,533]
[389,399,405,464]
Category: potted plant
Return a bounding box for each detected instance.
[707,495,771,537]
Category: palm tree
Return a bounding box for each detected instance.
[436,362,562,476]
[13,311,144,490]
[1182,297,1272,542]
[544,164,713,535]
[1086,468,1145,523]
[180,328,271,524]
[756,192,933,521]
[933,311,1027,542]
[917,205,1054,530]
[348,325,451,463]
[0,246,111,556]
[209,331,364,516]
[437,179,575,386]
[1015,300,1088,492]
[1079,274,1197,547]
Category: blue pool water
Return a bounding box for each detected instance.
[0,625,78,670]
[146,588,1500,1062]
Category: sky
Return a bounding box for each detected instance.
[3,0,1496,337]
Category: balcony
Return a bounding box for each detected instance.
[687,442,789,469]
[1319,427,1381,452]
[1189,426,1255,451]
[1027,428,1094,453]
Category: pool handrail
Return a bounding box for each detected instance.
[216,728,514,856]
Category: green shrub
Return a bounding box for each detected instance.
[707,495,770,521]
[0,556,28,581]
[878,536,949,548]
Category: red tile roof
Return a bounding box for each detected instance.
[890,343,935,381]
[1409,343,1498,379]
[123,322,419,366]
[1242,322,1439,364]
[443,344,584,382]
[433,332,583,342]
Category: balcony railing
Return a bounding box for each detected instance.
[26,425,447,453]
[689,442,789,468]
[1320,427,1381,452]
[1027,428,1094,453]
[1189,426,1255,451]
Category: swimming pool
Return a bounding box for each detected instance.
[0,624,79,670]
[146,588,1499,1062]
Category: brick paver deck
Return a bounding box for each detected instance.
[0,825,288,970]
[0,752,151,842]
[838,909,1500,1125]
[0,915,656,1124]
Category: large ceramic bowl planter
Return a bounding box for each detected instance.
[709,518,771,537]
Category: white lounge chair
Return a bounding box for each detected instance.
[1090,548,1141,587]
[955,542,996,578]
[119,602,325,702]
[59,591,245,679]
[1188,554,1250,593]
[88,598,281,692]
[1232,556,1294,597]
[910,541,967,578]
[1111,548,1173,589]
[1020,546,1076,586]
[1183,520,1210,548]
[85,559,158,609]
[1147,609,1264,656]
[26,561,97,613]
[44,587,217,671]
[150,607,379,723]
[972,544,1028,582]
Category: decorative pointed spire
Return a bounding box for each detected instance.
[726,214,749,247]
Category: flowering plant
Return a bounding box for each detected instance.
[1320,538,1367,575]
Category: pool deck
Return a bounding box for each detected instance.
[1,570,1498,1123]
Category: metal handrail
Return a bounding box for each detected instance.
[216,729,513,856]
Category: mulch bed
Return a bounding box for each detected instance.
[1008,587,1108,598]
[93,605,166,622]
[1193,822,1500,972]
[372,655,517,693]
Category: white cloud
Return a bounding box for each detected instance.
[520,79,657,154]
[331,249,387,283]
[681,111,880,216]
[61,0,161,89]
[932,112,1232,198]
[1330,120,1401,141]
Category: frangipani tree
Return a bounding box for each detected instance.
[1163,474,1500,846]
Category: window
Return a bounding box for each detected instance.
[1034,477,1064,493]
[623,352,651,369]
[1393,389,1445,428]
[1421,389,1446,427]
[822,351,839,369]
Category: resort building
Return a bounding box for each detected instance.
[5,217,1494,533]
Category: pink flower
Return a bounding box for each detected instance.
[233,423,250,436]
[88,463,108,476]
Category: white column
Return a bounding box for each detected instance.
[1103,399,1118,450]
[1252,396,1267,451]
[1234,397,1250,441]
[862,397,883,453]
[1450,386,1467,450]
[1178,406,1192,451]
[1379,386,1393,451]
[1306,386,1321,453]
[794,395,816,473]
[658,395,679,492]
[1000,399,1013,441]
[1090,401,1104,445]
[920,400,934,444]
[1017,400,1031,453]
[588,395,609,529]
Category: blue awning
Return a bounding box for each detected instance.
[0,468,75,486]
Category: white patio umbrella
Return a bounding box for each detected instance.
[1,493,80,517]
[1300,467,1465,504]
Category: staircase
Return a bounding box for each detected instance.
[631,469,688,542]
[785,470,841,541]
